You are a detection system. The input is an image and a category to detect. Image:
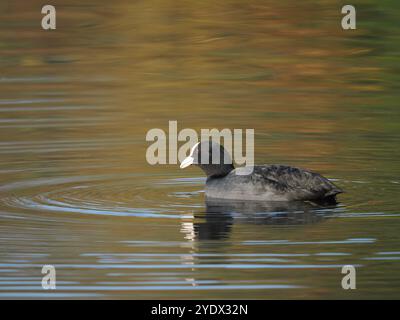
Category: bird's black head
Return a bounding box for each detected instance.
[180,140,234,178]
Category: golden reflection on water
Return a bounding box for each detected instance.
[0,0,399,298]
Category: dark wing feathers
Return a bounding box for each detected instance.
[252,165,342,200]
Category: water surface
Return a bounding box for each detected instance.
[0,0,400,299]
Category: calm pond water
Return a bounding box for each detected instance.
[0,1,400,299]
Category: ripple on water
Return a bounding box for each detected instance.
[0,174,205,220]
[1,173,399,222]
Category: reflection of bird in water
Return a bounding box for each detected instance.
[192,198,342,241]
[180,141,343,203]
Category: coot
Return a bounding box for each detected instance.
[180,141,342,203]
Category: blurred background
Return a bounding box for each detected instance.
[0,0,399,299]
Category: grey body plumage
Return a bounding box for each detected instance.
[206,165,342,202]
[180,141,342,203]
